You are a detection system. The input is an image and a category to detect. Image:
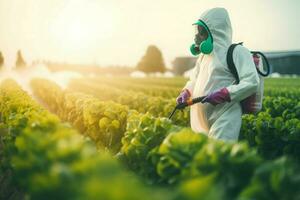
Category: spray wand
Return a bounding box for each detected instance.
[168,95,207,119]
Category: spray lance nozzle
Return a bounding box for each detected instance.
[168,95,207,119]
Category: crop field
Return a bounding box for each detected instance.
[1,76,300,200]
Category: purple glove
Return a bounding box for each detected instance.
[176,89,191,104]
[202,88,231,106]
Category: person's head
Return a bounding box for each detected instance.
[190,20,213,55]
[190,8,232,56]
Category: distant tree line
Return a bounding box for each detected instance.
[0,46,170,74]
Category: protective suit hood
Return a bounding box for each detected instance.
[200,8,232,63]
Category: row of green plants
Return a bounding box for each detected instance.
[69,78,300,123]
[239,90,300,162]
[240,111,300,162]
[0,79,170,200]
[262,96,300,119]
[79,77,182,98]
[52,78,300,163]
[31,78,300,200]
[31,79,130,153]
[120,116,300,200]
[68,78,300,161]
[68,79,189,126]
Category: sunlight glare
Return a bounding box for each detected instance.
[49,0,115,53]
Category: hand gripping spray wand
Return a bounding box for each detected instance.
[168,95,207,119]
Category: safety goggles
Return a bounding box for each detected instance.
[193,24,208,37]
[193,24,208,45]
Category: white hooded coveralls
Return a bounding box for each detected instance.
[183,8,259,141]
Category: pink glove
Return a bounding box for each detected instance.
[202,88,231,106]
[176,89,191,104]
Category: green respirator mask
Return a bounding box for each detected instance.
[190,20,214,56]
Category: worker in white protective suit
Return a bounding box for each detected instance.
[176,8,259,141]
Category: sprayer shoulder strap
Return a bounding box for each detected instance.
[226,42,243,84]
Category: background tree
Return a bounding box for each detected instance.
[136,45,166,73]
[0,51,4,69]
[15,50,26,69]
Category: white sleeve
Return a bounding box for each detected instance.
[226,45,260,102]
[182,55,202,94]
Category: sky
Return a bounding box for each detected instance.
[0,0,299,68]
